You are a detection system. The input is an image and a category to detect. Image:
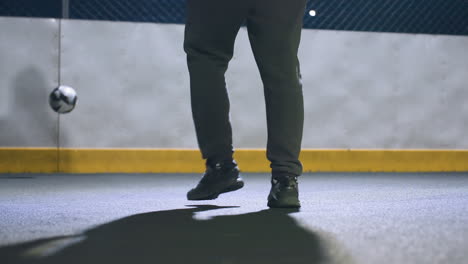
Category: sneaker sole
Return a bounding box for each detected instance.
[267,196,301,208]
[187,180,244,201]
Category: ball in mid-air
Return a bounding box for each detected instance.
[49,85,77,114]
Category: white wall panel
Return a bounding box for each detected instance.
[59,20,468,149]
[299,30,468,148]
[0,17,59,147]
[59,20,196,148]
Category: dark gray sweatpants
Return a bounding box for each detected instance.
[184,0,307,177]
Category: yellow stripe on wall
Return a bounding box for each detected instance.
[1,148,468,173]
[0,148,58,173]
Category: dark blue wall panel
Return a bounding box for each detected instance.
[0,0,62,18]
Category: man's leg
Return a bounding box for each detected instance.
[247,0,307,177]
[247,0,307,207]
[184,0,248,163]
[184,0,248,200]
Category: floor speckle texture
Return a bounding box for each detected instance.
[1,173,467,264]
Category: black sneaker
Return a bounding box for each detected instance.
[187,160,244,200]
[267,175,301,208]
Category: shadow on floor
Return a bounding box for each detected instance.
[1,205,336,264]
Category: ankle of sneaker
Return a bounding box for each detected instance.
[206,158,237,169]
[272,172,298,180]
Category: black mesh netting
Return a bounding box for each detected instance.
[1,0,468,35]
[304,0,468,35]
[70,0,186,24]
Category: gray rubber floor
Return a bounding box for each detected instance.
[1,173,468,264]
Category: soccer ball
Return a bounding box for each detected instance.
[49,85,78,114]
